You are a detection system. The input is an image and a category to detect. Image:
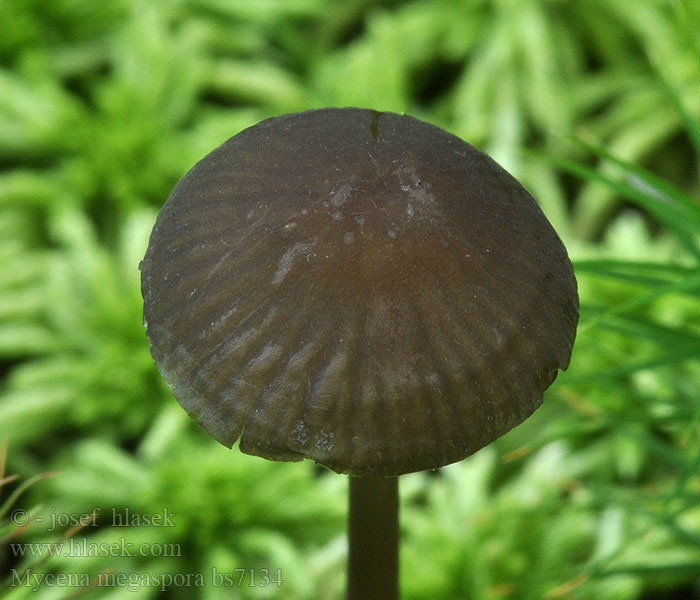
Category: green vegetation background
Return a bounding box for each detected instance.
[1,1,700,598]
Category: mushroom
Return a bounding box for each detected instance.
[140,108,578,599]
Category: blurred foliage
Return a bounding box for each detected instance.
[1,0,699,598]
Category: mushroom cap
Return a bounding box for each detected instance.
[140,108,578,476]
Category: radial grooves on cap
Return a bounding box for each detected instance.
[371,301,426,473]
[437,255,519,427]
[238,297,345,461]
[148,203,244,269]
[152,218,280,325]
[354,369,381,474]
[205,332,289,439]
[473,264,558,426]
[478,237,576,368]
[368,332,391,473]
[334,299,387,475]
[328,304,380,474]
[237,294,340,458]
[299,317,355,466]
[158,209,275,287]
[187,218,306,327]
[438,253,546,438]
[183,301,280,401]
[345,298,398,475]
[157,295,281,436]
[492,254,576,377]
[412,281,493,453]
[168,264,278,359]
[407,293,465,468]
[403,303,450,469]
[185,309,284,444]
[363,299,398,472]
[475,233,569,343]
[143,233,272,338]
[447,290,512,438]
[342,302,368,473]
[279,298,354,463]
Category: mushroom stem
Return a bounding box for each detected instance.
[348,475,399,600]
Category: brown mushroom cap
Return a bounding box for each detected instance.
[140,108,578,476]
